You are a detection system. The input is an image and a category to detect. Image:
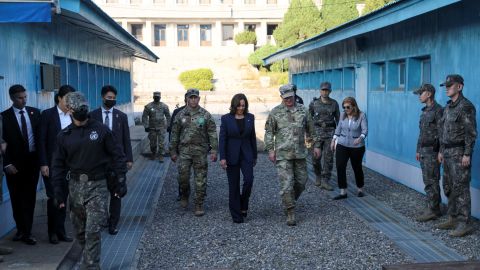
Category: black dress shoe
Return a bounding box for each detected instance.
[357,191,365,197]
[233,219,244,224]
[108,226,119,235]
[241,211,247,218]
[49,234,59,244]
[57,234,73,242]
[12,232,23,242]
[176,194,181,201]
[333,194,348,200]
[22,235,37,245]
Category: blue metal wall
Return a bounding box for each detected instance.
[288,1,480,189]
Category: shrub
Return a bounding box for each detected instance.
[234,31,257,45]
[270,59,289,72]
[178,68,214,91]
[268,72,289,86]
[248,45,278,68]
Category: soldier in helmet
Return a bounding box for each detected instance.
[413,83,443,222]
[169,88,218,217]
[308,81,340,191]
[51,92,128,269]
[265,84,319,226]
[436,74,477,237]
[142,91,171,162]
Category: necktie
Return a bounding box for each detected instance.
[104,111,110,130]
[19,110,28,142]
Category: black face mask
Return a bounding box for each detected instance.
[104,99,116,108]
[72,105,89,122]
[153,97,160,102]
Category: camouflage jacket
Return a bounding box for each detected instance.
[142,101,171,129]
[439,94,477,156]
[416,101,443,153]
[169,106,218,156]
[308,97,340,140]
[264,103,315,160]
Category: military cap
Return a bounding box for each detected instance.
[440,74,464,87]
[320,81,332,91]
[186,88,199,98]
[279,84,296,98]
[153,91,161,97]
[65,92,89,112]
[414,83,435,95]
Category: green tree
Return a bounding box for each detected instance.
[272,0,324,49]
[362,0,393,15]
[248,44,278,67]
[321,0,359,31]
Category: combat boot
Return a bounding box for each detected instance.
[415,209,440,222]
[449,222,474,237]
[194,204,205,217]
[180,196,189,209]
[150,152,156,160]
[286,209,296,226]
[320,181,334,191]
[314,176,321,186]
[436,216,457,230]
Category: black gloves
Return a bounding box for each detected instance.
[145,127,150,132]
[115,175,128,198]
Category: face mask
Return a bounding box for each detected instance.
[72,105,89,121]
[104,99,116,108]
[153,97,160,102]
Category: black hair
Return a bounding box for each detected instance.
[55,85,76,104]
[229,93,249,115]
[9,84,26,96]
[101,85,118,97]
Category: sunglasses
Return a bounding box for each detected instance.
[343,106,352,110]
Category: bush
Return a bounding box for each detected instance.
[234,31,257,45]
[248,45,278,68]
[270,59,289,72]
[268,72,289,86]
[178,68,214,91]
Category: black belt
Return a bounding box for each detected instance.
[68,172,106,181]
[444,142,465,149]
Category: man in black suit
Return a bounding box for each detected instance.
[38,85,75,244]
[90,85,133,235]
[1,84,41,245]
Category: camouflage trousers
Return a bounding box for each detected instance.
[419,147,441,213]
[442,148,472,223]
[148,128,166,155]
[312,138,334,183]
[177,153,208,205]
[275,159,307,210]
[69,179,108,270]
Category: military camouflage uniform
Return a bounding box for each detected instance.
[308,97,340,186]
[439,94,477,223]
[265,103,314,211]
[142,101,171,156]
[417,101,443,214]
[169,106,218,206]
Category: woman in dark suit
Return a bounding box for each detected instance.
[219,93,257,223]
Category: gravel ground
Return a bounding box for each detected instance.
[137,153,412,269]
[360,167,480,261]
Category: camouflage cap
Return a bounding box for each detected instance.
[153,91,161,97]
[65,92,89,112]
[320,81,332,91]
[440,74,464,87]
[414,83,435,95]
[186,88,199,98]
[279,84,296,98]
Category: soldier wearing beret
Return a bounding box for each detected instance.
[436,74,477,237]
[142,91,171,162]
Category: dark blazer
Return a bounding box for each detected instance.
[1,106,41,168]
[39,106,63,167]
[90,108,133,162]
[219,113,257,165]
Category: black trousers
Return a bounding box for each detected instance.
[43,175,67,237]
[335,144,365,189]
[5,153,39,236]
[226,157,254,222]
[106,172,121,228]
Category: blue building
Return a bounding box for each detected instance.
[264,0,480,218]
[0,0,158,237]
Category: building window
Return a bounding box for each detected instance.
[398,61,406,88]
[379,63,386,88]
[267,24,278,44]
[421,58,431,84]
[370,62,386,91]
[222,24,234,41]
[267,0,277,4]
[130,24,143,41]
[343,67,355,91]
[244,0,255,4]
[177,24,189,46]
[199,0,210,4]
[154,24,166,46]
[200,24,212,46]
[221,0,233,3]
[245,24,256,32]
[130,0,142,4]
[153,0,165,4]
[176,0,187,4]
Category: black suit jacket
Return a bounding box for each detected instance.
[1,106,41,169]
[38,106,64,167]
[90,108,133,162]
[219,113,257,165]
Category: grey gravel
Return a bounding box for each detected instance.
[137,153,412,269]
